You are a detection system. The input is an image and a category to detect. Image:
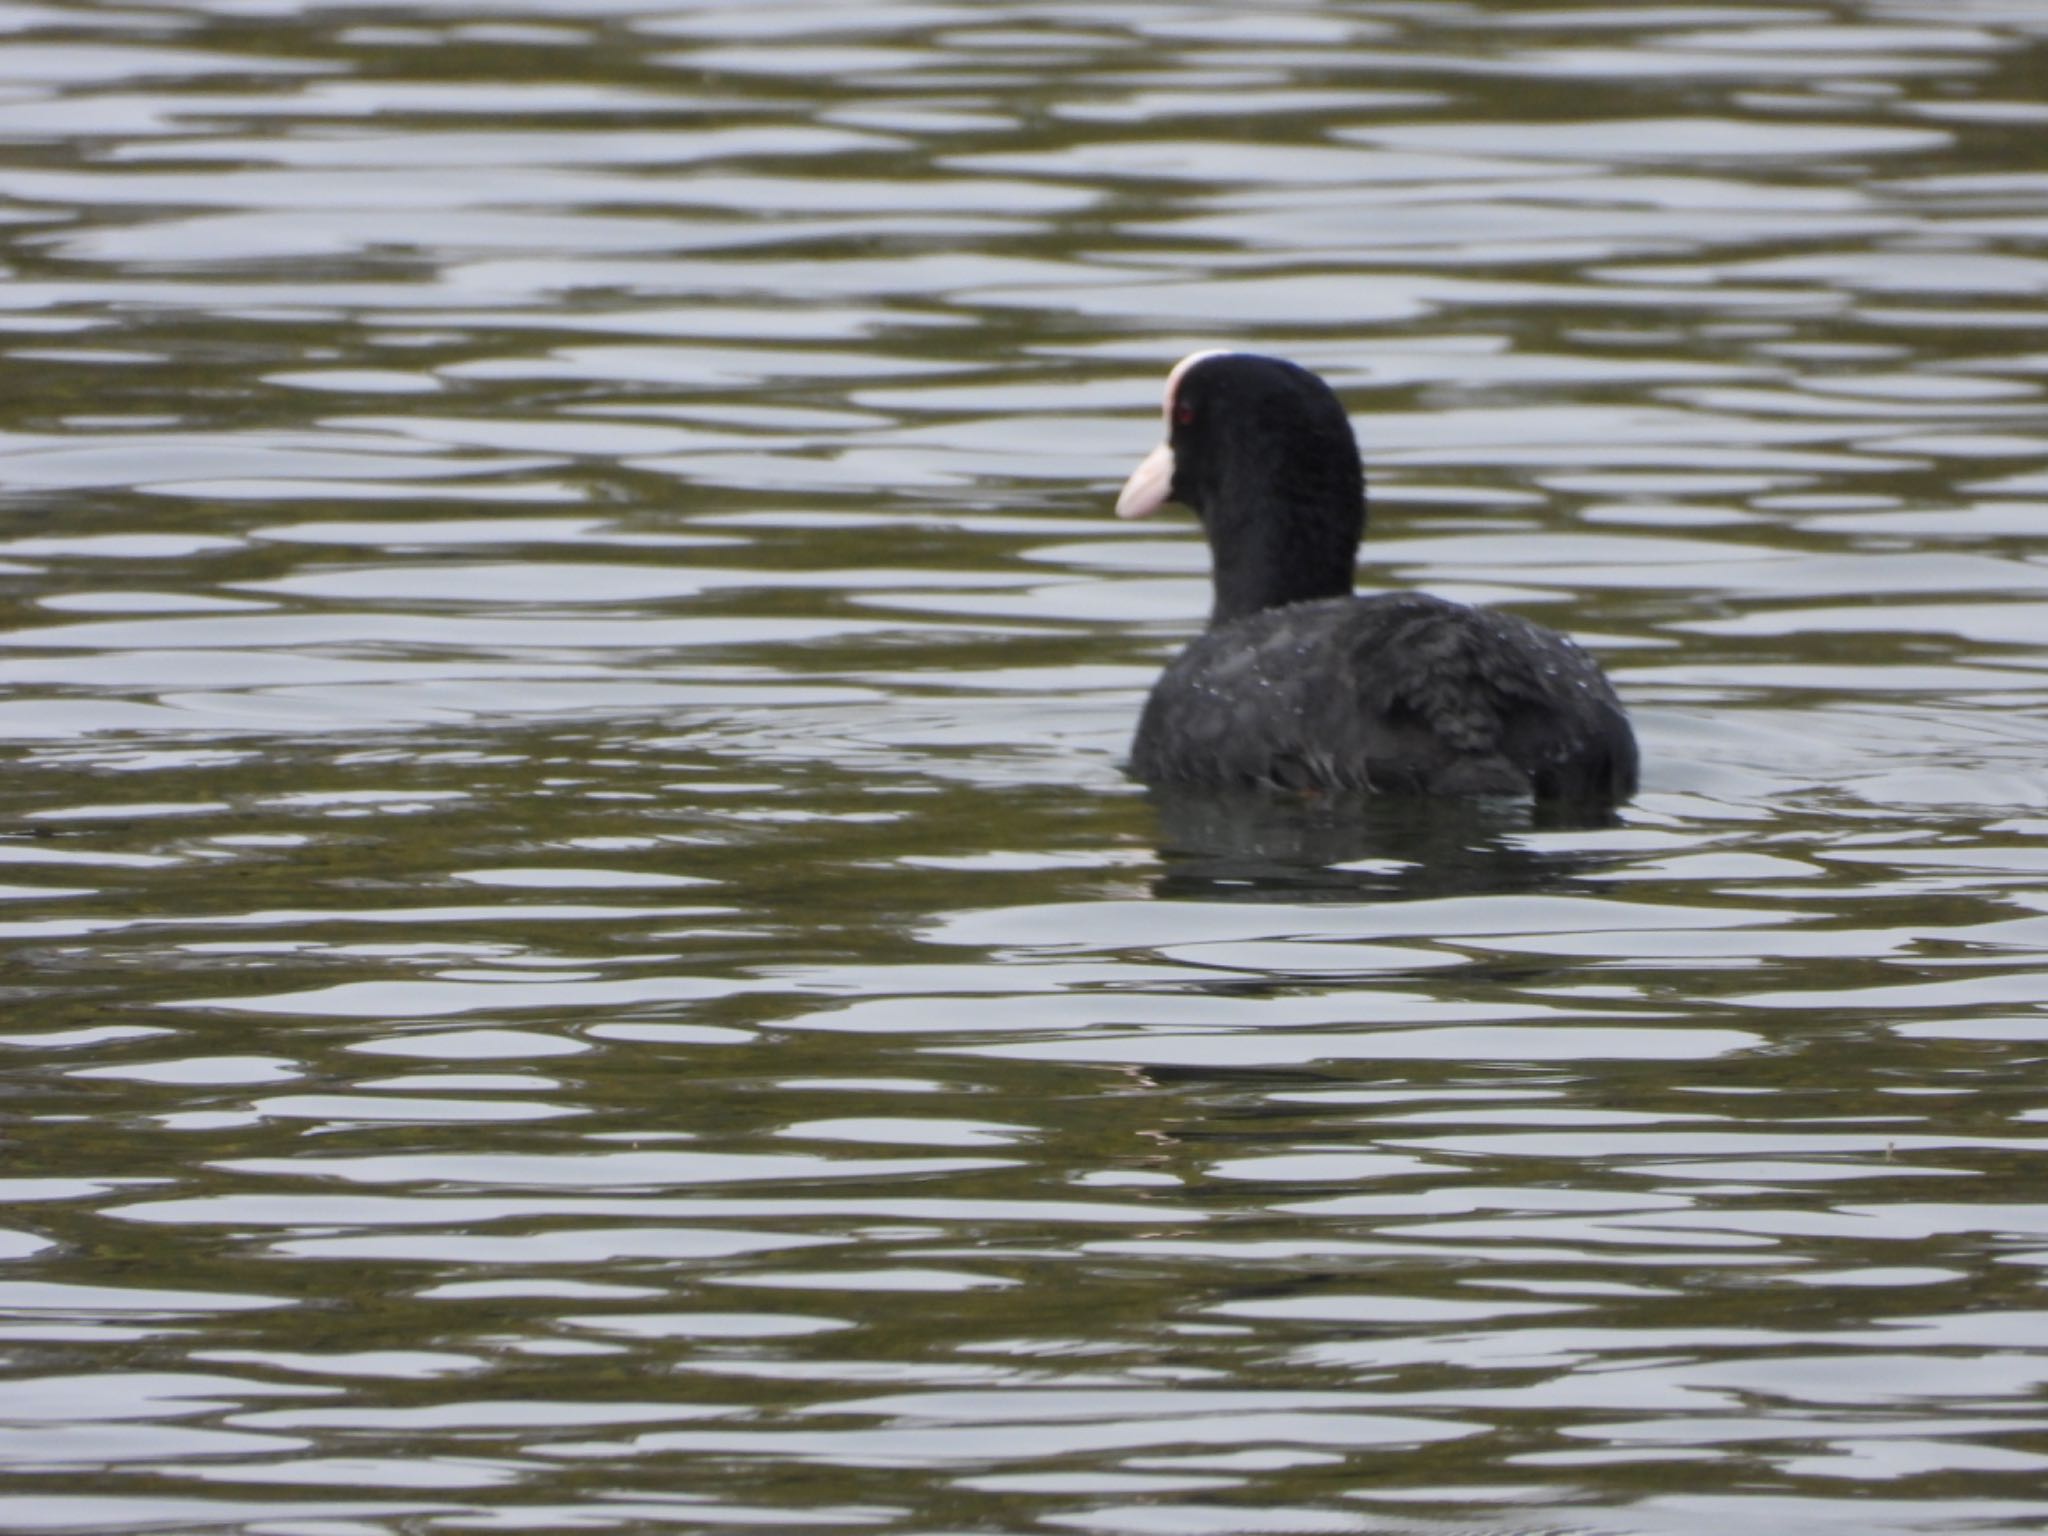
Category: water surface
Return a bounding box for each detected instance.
[5,2,2048,1533]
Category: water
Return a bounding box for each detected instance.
[4,1,2048,1531]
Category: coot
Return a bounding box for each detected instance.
[1115,351,1637,803]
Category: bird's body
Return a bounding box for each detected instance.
[1132,590,1635,802]
[1115,352,1637,805]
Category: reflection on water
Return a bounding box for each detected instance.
[1144,786,1611,904]
[4,1,2048,1532]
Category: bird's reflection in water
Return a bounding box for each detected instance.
[1145,784,1624,904]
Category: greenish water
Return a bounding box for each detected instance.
[5,2,2048,1532]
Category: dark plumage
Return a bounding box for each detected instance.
[1115,351,1637,804]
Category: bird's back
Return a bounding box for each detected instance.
[1130,592,1637,803]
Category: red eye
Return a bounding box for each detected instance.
[1174,400,1195,426]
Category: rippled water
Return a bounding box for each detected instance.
[6,2,2048,1532]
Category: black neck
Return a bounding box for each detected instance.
[1201,461,1363,626]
